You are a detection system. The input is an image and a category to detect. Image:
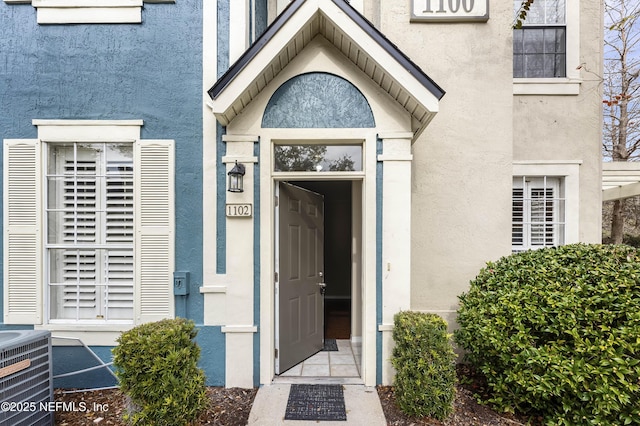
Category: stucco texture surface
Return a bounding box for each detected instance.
[262,72,375,128]
[0,0,224,385]
[376,2,514,314]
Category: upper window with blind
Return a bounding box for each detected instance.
[513,0,566,78]
[512,176,565,252]
[46,143,134,323]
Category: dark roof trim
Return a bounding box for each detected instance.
[208,0,304,100]
[207,0,445,101]
[330,0,445,100]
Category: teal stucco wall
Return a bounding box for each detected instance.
[262,72,375,128]
[0,1,225,387]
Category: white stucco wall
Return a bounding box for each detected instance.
[373,2,515,325]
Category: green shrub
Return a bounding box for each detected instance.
[454,244,640,425]
[112,318,208,426]
[391,311,456,420]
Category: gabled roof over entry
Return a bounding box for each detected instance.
[208,0,445,138]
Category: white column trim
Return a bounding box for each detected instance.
[199,286,227,294]
[377,154,413,161]
[222,136,256,388]
[222,134,260,143]
[229,0,250,64]
[202,0,222,327]
[221,325,258,333]
[377,324,393,332]
[378,133,413,385]
[222,156,259,164]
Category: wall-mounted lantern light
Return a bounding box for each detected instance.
[227,161,246,193]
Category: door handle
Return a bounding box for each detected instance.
[318,272,326,295]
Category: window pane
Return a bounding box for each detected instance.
[49,248,98,320]
[545,0,565,24]
[514,0,565,25]
[274,144,362,172]
[49,248,133,321]
[554,53,566,78]
[524,54,545,77]
[523,29,544,53]
[513,29,524,53]
[524,0,546,24]
[513,54,524,77]
[555,28,566,53]
[515,28,566,78]
[543,28,565,53]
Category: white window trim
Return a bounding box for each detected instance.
[3,120,174,345]
[513,0,580,95]
[4,0,174,24]
[513,161,581,245]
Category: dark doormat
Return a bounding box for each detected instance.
[284,384,347,421]
[323,338,338,351]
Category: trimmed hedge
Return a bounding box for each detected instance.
[454,244,640,425]
[391,311,456,420]
[112,318,208,426]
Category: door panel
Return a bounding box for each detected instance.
[276,182,324,374]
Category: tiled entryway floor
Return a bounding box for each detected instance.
[279,339,361,378]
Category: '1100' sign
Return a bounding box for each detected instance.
[411,0,489,22]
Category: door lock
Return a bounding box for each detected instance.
[318,272,326,295]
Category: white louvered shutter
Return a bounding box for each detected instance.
[511,186,524,250]
[60,156,98,318]
[134,140,175,323]
[4,139,42,324]
[57,153,135,321]
[530,187,555,248]
[104,159,134,318]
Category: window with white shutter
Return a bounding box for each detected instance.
[5,121,174,328]
[512,176,565,252]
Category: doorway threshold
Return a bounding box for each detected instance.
[274,339,362,385]
[272,376,364,385]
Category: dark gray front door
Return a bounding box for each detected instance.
[276,182,325,374]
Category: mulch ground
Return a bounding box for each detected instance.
[54,365,542,425]
[54,387,257,426]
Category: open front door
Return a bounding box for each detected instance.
[275,182,325,374]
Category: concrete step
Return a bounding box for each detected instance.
[247,383,387,425]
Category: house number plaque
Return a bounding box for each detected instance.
[411,0,489,22]
[226,203,252,217]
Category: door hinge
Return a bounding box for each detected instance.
[275,195,279,207]
[274,271,279,282]
[275,348,278,358]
